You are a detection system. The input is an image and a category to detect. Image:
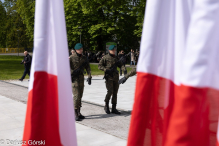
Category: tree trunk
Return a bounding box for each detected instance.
[97,35,103,51]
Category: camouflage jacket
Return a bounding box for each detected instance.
[70,53,91,79]
[125,67,136,79]
[98,53,126,80]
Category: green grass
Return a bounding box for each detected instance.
[0,56,132,80]
[0,55,26,80]
[90,64,103,75]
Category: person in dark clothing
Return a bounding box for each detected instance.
[118,50,127,76]
[83,51,88,58]
[19,51,32,81]
[97,51,103,62]
[88,51,92,61]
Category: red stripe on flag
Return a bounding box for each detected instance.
[127,72,175,146]
[165,85,210,146]
[22,72,62,146]
[128,72,219,146]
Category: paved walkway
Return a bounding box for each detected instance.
[0,95,127,146]
[7,75,136,111]
[0,75,136,146]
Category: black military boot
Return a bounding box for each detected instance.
[75,109,81,121]
[78,107,85,119]
[104,102,110,114]
[111,104,121,114]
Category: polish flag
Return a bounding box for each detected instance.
[217,120,219,146]
[128,0,219,146]
[22,0,77,146]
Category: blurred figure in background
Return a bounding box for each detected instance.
[71,49,75,55]
[101,53,105,59]
[69,49,75,59]
[135,50,139,65]
[84,51,88,59]
[19,51,32,81]
[130,49,135,66]
[97,51,102,62]
[118,50,127,76]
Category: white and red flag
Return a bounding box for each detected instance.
[128,0,219,146]
[22,0,77,146]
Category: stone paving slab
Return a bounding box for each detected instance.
[79,102,131,140]
[0,81,28,104]
[0,95,127,146]
[0,74,137,144]
[0,80,132,140]
[76,126,126,146]
[6,75,137,111]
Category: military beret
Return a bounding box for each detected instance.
[74,43,83,50]
[109,45,116,50]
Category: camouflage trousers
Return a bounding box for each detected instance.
[105,79,119,104]
[72,75,84,109]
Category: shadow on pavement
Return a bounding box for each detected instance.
[84,111,131,120]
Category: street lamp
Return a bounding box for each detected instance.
[78,26,82,43]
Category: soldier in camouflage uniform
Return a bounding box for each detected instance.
[98,45,126,114]
[70,43,92,121]
[118,67,136,84]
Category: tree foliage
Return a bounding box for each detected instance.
[1,0,33,48]
[64,0,143,51]
[131,0,146,37]
[1,0,146,51]
[16,0,35,42]
[0,1,6,47]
